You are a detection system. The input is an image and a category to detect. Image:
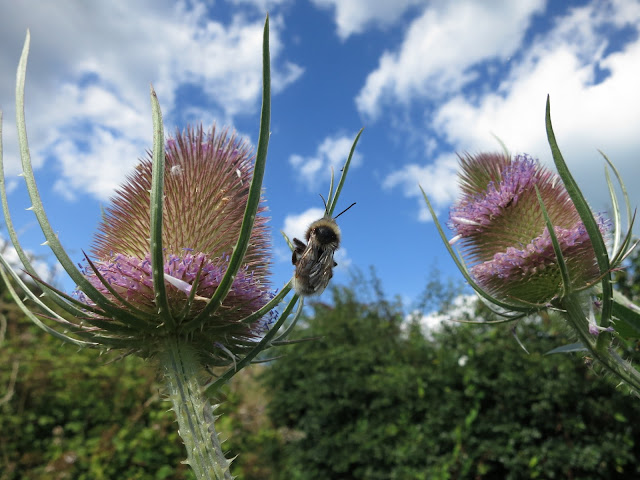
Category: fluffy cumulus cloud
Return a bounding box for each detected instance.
[51,129,146,201]
[356,0,546,119]
[310,0,424,39]
[289,132,363,191]
[228,0,292,12]
[383,153,459,221]
[0,0,302,202]
[377,0,640,221]
[0,239,58,283]
[283,207,326,242]
[408,294,477,337]
[434,0,640,149]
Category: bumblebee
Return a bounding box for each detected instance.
[292,201,355,296]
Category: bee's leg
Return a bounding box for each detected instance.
[292,238,307,265]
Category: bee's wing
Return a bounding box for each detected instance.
[295,243,319,277]
[297,246,334,293]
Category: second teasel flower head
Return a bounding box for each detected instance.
[449,152,610,306]
[76,125,276,360]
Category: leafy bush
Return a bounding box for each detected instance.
[262,283,640,479]
[0,288,194,480]
[4,264,640,479]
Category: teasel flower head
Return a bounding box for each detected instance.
[422,97,640,395]
[72,126,277,361]
[449,152,610,306]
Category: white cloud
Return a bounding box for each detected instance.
[51,129,145,201]
[0,1,302,202]
[310,0,424,40]
[356,0,545,119]
[169,14,303,118]
[383,153,459,221]
[228,0,292,12]
[408,294,477,337]
[333,247,351,271]
[282,207,325,242]
[289,132,362,191]
[0,239,57,284]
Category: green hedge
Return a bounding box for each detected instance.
[262,285,640,479]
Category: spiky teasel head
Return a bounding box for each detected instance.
[92,126,270,273]
[76,126,276,361]
[449,152,610,306]
[421,97,640,393]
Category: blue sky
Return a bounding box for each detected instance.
[0,0,639,313]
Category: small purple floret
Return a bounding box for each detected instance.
[589,324,615,336]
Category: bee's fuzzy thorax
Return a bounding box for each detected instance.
[306,217,341,243]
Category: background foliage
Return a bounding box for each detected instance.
[262,271,640,479]
[0,282,195,480]
[2,254,640,479]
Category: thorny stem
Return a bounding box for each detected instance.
[160,338,233,480]
[561,293,640,393]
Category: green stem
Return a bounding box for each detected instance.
[562,293,640,393]
[160,338,232,479]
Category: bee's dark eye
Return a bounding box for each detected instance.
[315,226,338,244]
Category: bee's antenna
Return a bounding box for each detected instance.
[334,202,356,219]
[319,194,329,214]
